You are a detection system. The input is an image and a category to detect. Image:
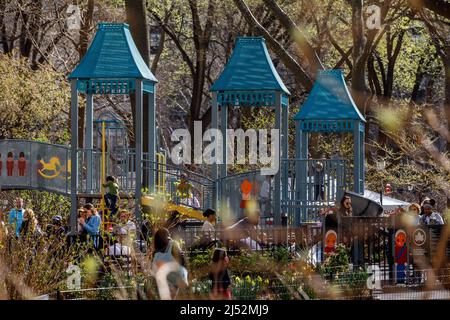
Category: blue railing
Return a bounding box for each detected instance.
[281,158,348,225]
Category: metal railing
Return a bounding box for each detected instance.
[141,160,215,212]
[218,170,274,221]
[281,158,348,225]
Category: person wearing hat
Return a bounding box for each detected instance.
[108,227,131,256]
[46,215,66,238]
[420,197,436,215]
[419,203,444,225]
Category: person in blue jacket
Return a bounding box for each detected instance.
[78,203,101,247]
[8,198,25,238]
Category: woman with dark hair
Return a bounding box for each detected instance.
[337,195,353,217]
[191,209,219,250]
[151,227,188,299]
[202,208,216,233]
[209,248,232,300]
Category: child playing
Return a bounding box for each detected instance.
[175,173,200,208]
[102,175,119,216]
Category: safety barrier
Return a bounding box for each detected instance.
[141,160,215,212]
[281,158,349,224]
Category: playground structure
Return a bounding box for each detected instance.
[0,23,367,233]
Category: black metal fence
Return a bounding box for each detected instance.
[21,215,450,300]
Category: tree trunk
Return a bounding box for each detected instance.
[350,0,369,112]
[0,0,8,53]
[125,0,151,151]
[443,51,450,151]
[77,0,95,149]
[261,0,324,77]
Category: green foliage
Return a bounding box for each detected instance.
[367,103,449,211]
[316,245,370,299]
[229,250,276,276]
[0,54,70,142]
[317,244,350,278]
[269,246,293,264]
[189,248,214,270]
[231,274,270,300]
[1,190,70,228]
[190,278,212,297]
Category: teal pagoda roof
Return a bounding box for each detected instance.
[294,70,365,122]
[69,23,157,94]
[211,37,290,99]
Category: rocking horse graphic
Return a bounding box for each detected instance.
[38,157,71,179]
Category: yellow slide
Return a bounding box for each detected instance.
[141,196,206,221]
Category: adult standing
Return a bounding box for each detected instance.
[259,175,273,216]
[8,198,25,238]
[419,203,444,225]
[337,195,353,217]
[202,208,216,233]
[313,160,325,201]
[334,195,354,253]
[209,248,232,300]
[151,227,188,299]
[407,203,421,225]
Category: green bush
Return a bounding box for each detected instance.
[231,275,270,300]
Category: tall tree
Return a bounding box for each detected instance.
[261,0,324,77]
[77,0,95,148]
[417,7,450,143]
[125,0,151,152]
[232,0,314,90]
[150,0,217,160]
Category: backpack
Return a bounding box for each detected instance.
[152,240,188,288]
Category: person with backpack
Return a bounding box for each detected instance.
[151,227,188,299]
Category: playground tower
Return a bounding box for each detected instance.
[68,23,158,233]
